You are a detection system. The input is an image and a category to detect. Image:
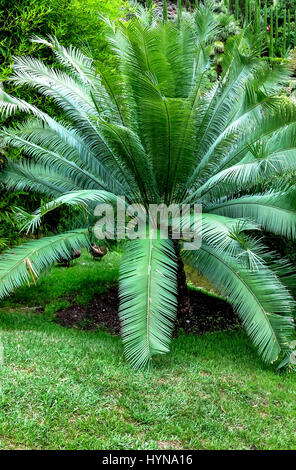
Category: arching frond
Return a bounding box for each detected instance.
[0,124,108,191]
[208,190,296,239]
[17,189,118,233]
[2,118,124,193]
[11,56,98,119]
[217,103,296,173]
[1,159,80,197]
[0,229,91,299]
[0,88,46,120]
[119,237,178,370]
[31,35,118,120]
[184,244,295,366]
[194,3,220,44]
[190,131,296,202]
[97,121,157,203]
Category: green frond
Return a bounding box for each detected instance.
[184,244,295,365]
[195,45,260,170]
[0,88,46,120]
[0,229,90,299]
[17,189,118,233]
[192,130,296,202]
[194,4,220,44]
[182,212,267,270]
[199,214,262,262]
[1,159,80,197]
[11,55,98,120]
[2,118,123,194]
[32,35,97,86]
[97,121,157,203]
[218,103,296,173]
[0,123,109,191]
[31,35,118,120]
[208,189,296,239]
[119,237,178,370]
[192,93,281,185]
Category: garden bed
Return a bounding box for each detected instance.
[56,286,241,335]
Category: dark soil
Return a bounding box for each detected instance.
[175,289,241,335]
[56,287,241,336]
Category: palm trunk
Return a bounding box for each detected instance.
[174,242,192,320]
[217,63,223,79]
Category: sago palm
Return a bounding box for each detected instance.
[1,5,296,370]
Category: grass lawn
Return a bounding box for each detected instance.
[0,251,296,450]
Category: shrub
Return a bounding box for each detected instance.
[0,0,125,246]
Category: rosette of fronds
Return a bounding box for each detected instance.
[0,4,296,370]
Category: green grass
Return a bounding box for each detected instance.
[0,249,121,314]
[0,250,296,450]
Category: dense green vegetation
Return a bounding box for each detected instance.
[0,252,296,450]
[0,0,125,87]
[228,0,296,56]
[0,0,125,248]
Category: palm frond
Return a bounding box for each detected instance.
[31,35,118,120]
[97,121,157,203]
[208,189,296,239]
[0,123,109,191]
[1,159,80,197]
[17,189,118,233]
[194,4,220,44]
[217,103,296,173]
[0,229,90,299]
[191,131,296,202]
[119,237,178,370]
[184,244,295,365]
[11,55,97,119]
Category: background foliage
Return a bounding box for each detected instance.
[0,0,125,248]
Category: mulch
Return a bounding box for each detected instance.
[55,287,241,336]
